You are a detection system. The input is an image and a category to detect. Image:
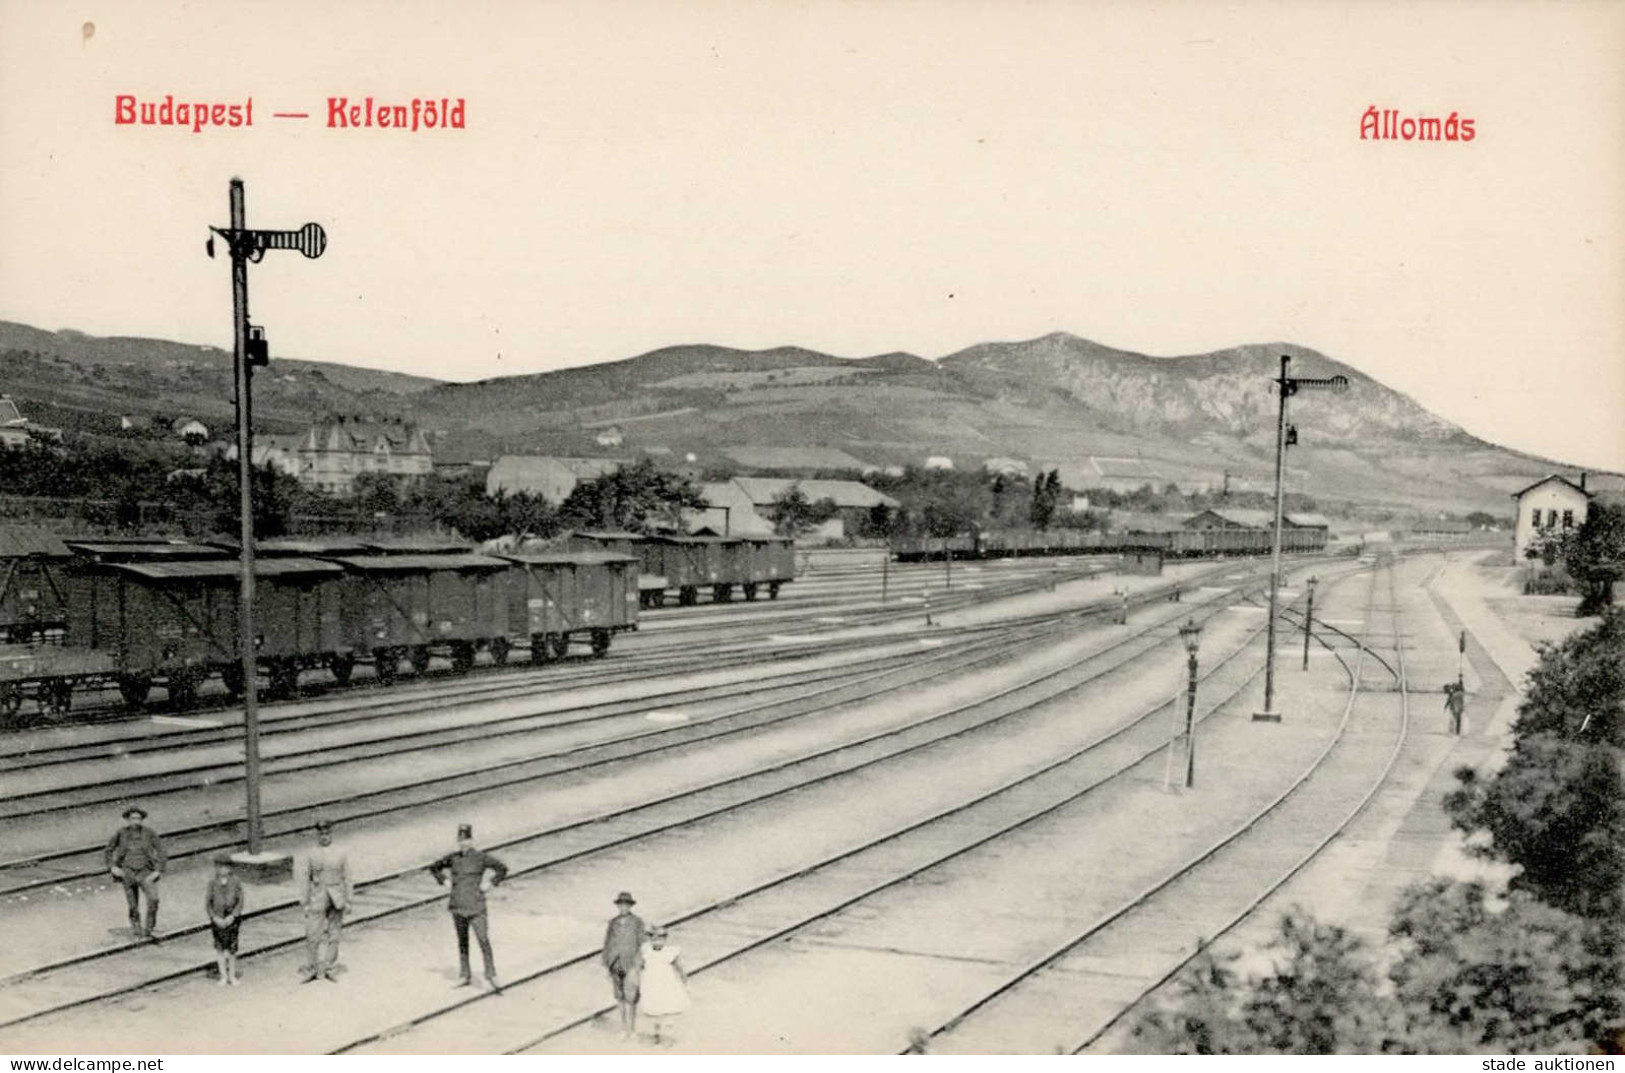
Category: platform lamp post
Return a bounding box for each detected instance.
[1179,617,1202,788]
[1254,355,1347,723]
[1302,575,1318,670]
[208,179,327,878]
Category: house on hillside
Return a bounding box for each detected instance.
[0,395,62,448]
[923,456,954,471]
[1087,456,1166,493]
[722,445,872,473]
[228,417,434,495]
[486,456,623,503]
[594,426,624,448]
[688,478,900,541]
[1511,474,1595,560]
[250,434,307,478]
[983,457,1030,477]
[172,417,210,442]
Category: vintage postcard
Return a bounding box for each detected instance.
[0,0,1620,1060]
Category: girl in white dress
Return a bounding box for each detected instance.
[638,925,690,1045]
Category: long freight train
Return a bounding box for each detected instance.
[890,524,1328,561]
[0,537,643,721]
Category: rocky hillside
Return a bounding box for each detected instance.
[0,320,1591,516]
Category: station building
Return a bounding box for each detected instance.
[1511,474,1594,560]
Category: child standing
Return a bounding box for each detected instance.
[638,925,690,1045]
[206,855,244,986]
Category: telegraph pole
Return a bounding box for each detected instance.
[210,180,326,868]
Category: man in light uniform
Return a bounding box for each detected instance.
[299,818,351,982]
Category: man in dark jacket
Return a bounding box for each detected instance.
[429,823,509,990]
[105,805,165,939]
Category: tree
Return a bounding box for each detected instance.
[1445,612,1625,919]
[1029,469,1062,529]
[765,483,839,538]
[1387,879,1619,1052]
[557,458,705,533]
[1129,909,1400,1054]
[1561,501,1625,614]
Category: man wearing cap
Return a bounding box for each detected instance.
[428,823,509,990]
[602,891,646,1039]
[297,819,351,983]
[105,806,165,939]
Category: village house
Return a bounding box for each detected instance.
[722,445,873,473]
[983,457,1030,477]
[688,477,900,540]
[172,417,210,442]
[0,395,62,448]
[485,456,624,503]
[1086,456,1165,493]
[226,417,433,495]
[1511,474,1594,560]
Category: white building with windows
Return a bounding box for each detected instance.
[1511,474,1592,561]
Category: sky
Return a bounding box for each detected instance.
[1,0,1622,470]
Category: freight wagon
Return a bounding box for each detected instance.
[559,531,795,607]
[0,544,640,723]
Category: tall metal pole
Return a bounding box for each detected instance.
[1258,355,1290,720]
[229,179,265,854]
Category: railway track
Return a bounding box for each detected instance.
[0,565,1342,1039]
[353,568,1368,1055]
[0,552,1119,752]
[919,555,1415,1053]
[1065,555,1424,1054]
[0,552,1112,730]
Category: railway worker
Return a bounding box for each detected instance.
[298,819,351,983]
[1115,588,1129,625]
[602,891,647,1039]
[428,823,509,990]
[105,805,165,940]
[206,854,244,986]
[1444,680,1466,735]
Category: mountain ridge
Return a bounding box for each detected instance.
[0,319,1599,515]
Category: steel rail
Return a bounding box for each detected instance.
[1064,554,1421,1054]
[0,572,1311,1034]
[332,574,1357,1054]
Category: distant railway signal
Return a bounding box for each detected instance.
[1256,356,1346,722]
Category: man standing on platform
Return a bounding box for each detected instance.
[429,823,509,990]
[105,805,165,940]
[1444,680,1466,735]
[298,819,351,982]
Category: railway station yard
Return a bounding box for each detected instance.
[0,545,1582,1054]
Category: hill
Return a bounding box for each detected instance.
[0,321,440,437]
[0,320,1598,517]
